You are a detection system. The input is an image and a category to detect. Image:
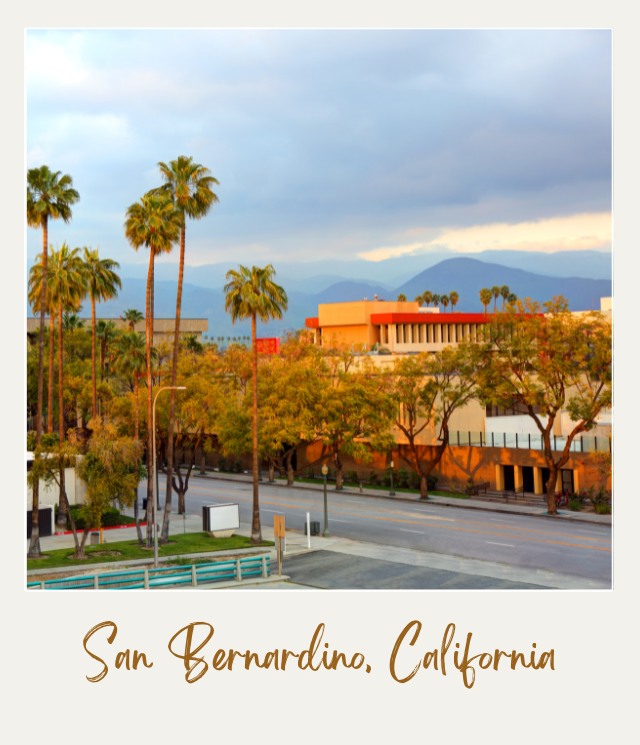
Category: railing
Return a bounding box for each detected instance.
[450,431,611,453]
[27,554,271,590]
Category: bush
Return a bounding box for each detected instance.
[396,468,410,488]
[345,470,359,485]
[67,504,124,530]
[590,487,611,514]
[368,471,379,486]
[427,474,438,491]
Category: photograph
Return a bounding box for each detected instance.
[8,10,636,743]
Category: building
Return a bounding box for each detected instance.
[27,317,208,344]
[303,298,612,498]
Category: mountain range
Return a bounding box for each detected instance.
[71,250,611,340]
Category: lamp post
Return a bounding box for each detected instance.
[321,463,330,537]
[389,458,395,496]
[151,385,186,569]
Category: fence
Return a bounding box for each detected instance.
[27,554,271,590]
[450,431,611,453]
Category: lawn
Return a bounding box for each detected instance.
[27,532,273,572]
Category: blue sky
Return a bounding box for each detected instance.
[26,28,612,271]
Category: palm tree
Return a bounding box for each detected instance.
[27,167,79,559]
[479,287,493,314]
[153,156,219,540]
[113,330,147,543]
[121,308,144,332]
[507,292,518,305]
[500,285,510,308]
[441,294,450,312]
[48,244,86,529]
[27,167,80,443]
[432,293,441,309]
[422,291,433,307]
[28,253,56,433]
[83,247,122,418]
[491,285,501,311]
[96,320,119,383]
[224,264,288,543]
[62,312,85,331]
[449,291,459,312]
[124,192,181,543]
[397,293,407,302]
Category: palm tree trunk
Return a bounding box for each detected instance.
[133,373,143,544]
[251,312,262,543]
[29,222,48,559]
[145,251,155,547]
[48,313,54,433]
[161,224,186,541]
[56,303,69,529]
[91,297,97,419]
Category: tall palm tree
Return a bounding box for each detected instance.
[491,285,501,311]
[124,192,181,544]
[27,167,80,445]
[27,166,79,558]
[422,291,433,307]
[28,252,56,433]
[113,330,148,543]
[449,291,459,312]
[83,247,122,419]
[432,293,441,309]
[48,244,86,529]
[121,308,144,332]
[500,285,510,308]
[441,294,450,312]
[96,319,119,383]
[397,293,407,302]
[224,264,288,543]
[153,156,219,540]
[479,287,493,314]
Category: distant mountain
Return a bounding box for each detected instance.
[30,254,612,339]
[395,258,611,312]
[115,248,612,293]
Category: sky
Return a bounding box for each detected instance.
[25,28,612,271]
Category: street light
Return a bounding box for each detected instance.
[151,385,186,568]
[321,463,330,537]
[389,458,395,496]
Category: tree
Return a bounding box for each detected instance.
[431,293,441,309]
[479,288,492,314]
[500,285,510,308]
[76,421,143,558]
[315,353,396,490]
[82,247,121,418]
[491,285,501,311]
[112,330,147,541]
[397,293,407,302]
[121,308,144,331]
[449,291,459,312]
[48,244,86,528]
[95,320,119,383]
[27,166,79,558]
[441,294,450,312]
[474,297,612,514]
[124,192,181,544]
[153,157,219,541]
[224,264,288,543]
[388,346,477,498]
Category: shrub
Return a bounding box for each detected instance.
[345,470,359,485]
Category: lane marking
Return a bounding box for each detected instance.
[397,528,424,535]
[486,541,515,548]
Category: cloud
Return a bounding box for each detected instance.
[358,212,612,261]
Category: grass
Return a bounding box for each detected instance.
[274,475,468,499]
[27,532,273,572]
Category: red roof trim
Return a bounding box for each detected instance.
[370,312,490,324]
[305,317,320,328]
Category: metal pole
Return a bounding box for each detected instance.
[323,474,330,536]
[306,511,311,549]
[389,459,395,496]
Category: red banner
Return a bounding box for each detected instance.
[256,337,280,354]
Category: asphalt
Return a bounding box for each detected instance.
[27,473,612,590]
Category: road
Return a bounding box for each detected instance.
[148,474,612,587]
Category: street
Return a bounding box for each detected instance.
[147,473,612,588]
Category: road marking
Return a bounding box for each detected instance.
[486,541,515,548]
[397,528,424,535]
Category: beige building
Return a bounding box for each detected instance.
[27,317,208,344]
